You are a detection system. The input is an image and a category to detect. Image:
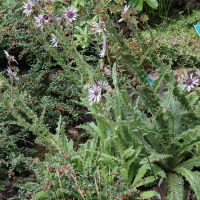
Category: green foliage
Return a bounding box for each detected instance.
[1,1,200,200]
[33,191,50,200]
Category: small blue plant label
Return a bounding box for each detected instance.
[194,24,200,36]
[145,73,154,83]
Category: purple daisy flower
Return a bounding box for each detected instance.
[50,34,58,47]
[23,0,34,17]
[34,14,50,31]
[64,6,78,23]
[55,16,64,25]
[178,181,181,185]
[7,67,19,81]
[182,72,199,92]
[91,21,107,35]
[88,84,101,106]
[3,50,18,65]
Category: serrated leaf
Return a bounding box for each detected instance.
[121,168,128,179]
[141,191,161,199]
[174,167,200,199]
[140,153,171,164]
[165,173,184,200]
[177,156,200,170]
[132,164,147,186]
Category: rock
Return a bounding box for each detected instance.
[184,1,200,13]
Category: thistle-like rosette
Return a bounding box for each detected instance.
[64,6,78,23]
[88,84,101,106]
[182,72,199,92]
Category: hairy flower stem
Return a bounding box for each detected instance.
[8,61,14,107]
[132,108,164,200]
[72,22,74,45]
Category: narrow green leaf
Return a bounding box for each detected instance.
[112,63,117,86]
[153,66,168,94]
[132,164,147,186]
[177,156,200,170]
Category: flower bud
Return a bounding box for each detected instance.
[109,5,117,13]
[100,14,109,22]
[140,14,149,23]
[94,7,103,15]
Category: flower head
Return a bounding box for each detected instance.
[96,80,110,90]
[64,7,78,23]
[88,84,101,105]
[118,4,130,23]
[178,181,181,185]
[45,0,55,13]
[50,34,58,47]
[23,0,34,17]
[7,67,19,81]
[34,14,50,31]
[91,21,107,35]
[55,16,64,25]
[3,50,18,64]
[182,72,199,92]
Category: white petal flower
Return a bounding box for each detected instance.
[91,21,107,35]
[7,67,19,81]
[34,14,49,31]
[64,6,78,23]
[182,72,199,92]
[88,84,101,105]
[23,0,34,17]
[50,34,58,47]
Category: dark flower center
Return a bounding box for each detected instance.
[186,79,193,85]
[67,11,74,19]
[43,15,49,20]
[27,4,31,10]
[94,90,99,96]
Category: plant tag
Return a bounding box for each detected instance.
[145,73,154,83]
[194,24,200,36]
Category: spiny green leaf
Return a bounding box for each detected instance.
[174,167,200,199]
[165,173,184,200]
